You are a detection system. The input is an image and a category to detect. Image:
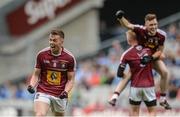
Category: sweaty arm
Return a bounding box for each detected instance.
[118,17,135,30]
[29,68,40,87]
[108,67,131,106]
[65,72,75,93]
[114,71,131,93]
[116,63,131,93]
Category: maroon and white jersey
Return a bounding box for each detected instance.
[35,47,76,97]
[133,25,166,53]
[120,45,154,87]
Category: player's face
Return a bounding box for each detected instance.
[49,34,64,54]
[145,19,158,36]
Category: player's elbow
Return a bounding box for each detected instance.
[126,23,134,30]
[117,65,125,78]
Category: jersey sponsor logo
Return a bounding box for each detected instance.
[60,61,67,69]
[145,37,159,49]
[47,70,61,85]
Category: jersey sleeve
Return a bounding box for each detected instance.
[133,25,144,34]
[35,53,42,69]
[133,25,145,42]
[68,56,76,72]
[158,29,166,46]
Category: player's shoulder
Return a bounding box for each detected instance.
[121,46,134,57]
[134,24,145,29]
[157,28,167,37]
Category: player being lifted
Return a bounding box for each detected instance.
[109,10,171,109]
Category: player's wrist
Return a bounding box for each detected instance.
[114,91,120,96]
[28,84,33,87]
[27,85,35,94]
[111,92,119,100]
[59,91,68,99]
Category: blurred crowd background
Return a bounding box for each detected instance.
[0,0,180,116]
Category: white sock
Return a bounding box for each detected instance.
[160,96,166,102]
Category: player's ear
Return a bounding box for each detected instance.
[61,38,64,43]
[145,21,149,27]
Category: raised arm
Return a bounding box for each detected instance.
[116,10,135,30]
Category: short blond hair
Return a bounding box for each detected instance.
[144,14,157,22]
[50,27,65,38]
[126,30,136,38]
[126,30,137,46]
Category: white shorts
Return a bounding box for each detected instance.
[129,86,156,102]
[34,92,68,113]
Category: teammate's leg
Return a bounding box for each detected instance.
[153,59,169,94]
[153,60,171,109]
[144,100,157,116]
[129,100,141,116]
[147,106,156,116]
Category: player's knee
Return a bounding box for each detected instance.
[148,112,156,116]
[130,110,139,116]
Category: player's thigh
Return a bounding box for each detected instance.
[130,104,140,111]
[153,60,168,74]
[34,92,51,115]
[50,96,68,114]
[34,101,50,114]
[160,53,166,60]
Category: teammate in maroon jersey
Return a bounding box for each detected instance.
[27,27,76,116]
[109,30,156,116]
[114,10,171,109]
